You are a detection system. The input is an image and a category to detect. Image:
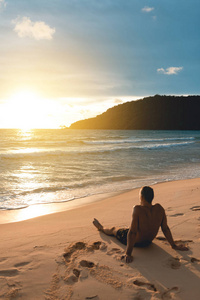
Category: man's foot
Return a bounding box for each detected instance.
[93,218,104,231]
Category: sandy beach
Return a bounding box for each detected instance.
[0,178,200,300]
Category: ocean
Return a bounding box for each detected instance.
[0,129,200,210]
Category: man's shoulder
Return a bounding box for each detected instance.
[153,203,165,213]
[154,203,164,209]
[133,204,142,210]
[132,205,142,214]
[133,203,164,209]
[133,203,165,213]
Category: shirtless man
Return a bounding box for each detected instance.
[93,186,188,263]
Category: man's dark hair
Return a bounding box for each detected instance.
[140,186,154,204]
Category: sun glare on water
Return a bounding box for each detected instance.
[3,90,60,129]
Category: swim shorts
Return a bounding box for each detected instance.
[116,228,152,247]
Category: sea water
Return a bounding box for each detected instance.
[0,129,200,210]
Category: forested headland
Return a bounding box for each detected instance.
[69,95,200,130]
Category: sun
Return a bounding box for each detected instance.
[3,90,60,129]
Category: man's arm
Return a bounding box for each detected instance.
[125,206,139,263]
[161,208,188,251]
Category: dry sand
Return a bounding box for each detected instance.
[0,178,200,300]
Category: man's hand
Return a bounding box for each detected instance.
[125,254,133,263]
[121,254,133,263]
[172,243,189,251]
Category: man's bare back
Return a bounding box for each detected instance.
[93,186,189,264]
[132,203,164,244]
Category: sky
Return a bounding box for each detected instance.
[0,0,199,128]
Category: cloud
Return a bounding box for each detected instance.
[141,6,154,13]
[12,17,55,40]
[0,0,6,9]
[157,67,183,75]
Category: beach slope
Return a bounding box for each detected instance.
[0,178,200,299]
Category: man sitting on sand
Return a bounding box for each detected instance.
[93,186,188,263]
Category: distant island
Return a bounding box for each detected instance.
[69,95,200,130]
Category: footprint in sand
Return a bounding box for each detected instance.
[63,241,122,275]
[79,260,95,268]
[63,242,86,262]
[106,248,125,261]
[63,241,107,263]
[65,262,94,284]
[190,206,200,211]
[191,257,200,263]
[165,257,181,269]
[87,241,107,251]
[0,269,19,277]
[64,274,79,284]
[73,268,81,278]
[132,279,157,292]
[106,248,124,256]
[169,213,184,217]
[166,207,172,211]
[14,261,30,268]
[60,240,124,295]
[54,240,163,300]
[88,241,102,250]
[175,239,193,242]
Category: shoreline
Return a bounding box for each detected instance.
[1,176,200,224]
[1,177,200,299]
[0,190,121,224]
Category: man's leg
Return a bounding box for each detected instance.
[93,218,118,236]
